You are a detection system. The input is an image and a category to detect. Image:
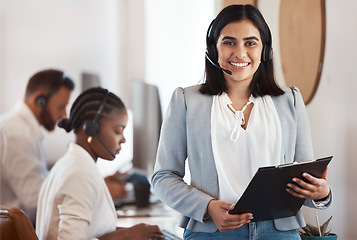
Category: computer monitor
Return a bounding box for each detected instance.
[130,82,163,177]
[81,72,101,91]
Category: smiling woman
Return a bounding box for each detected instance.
[151,4,332,240]
[201,4,283,98]
[215,20,263,91]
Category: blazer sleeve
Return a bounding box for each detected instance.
[290,87,333,209]
[291,86,314,163]
[151,87,214,223]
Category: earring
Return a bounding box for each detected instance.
[87,136,93,143]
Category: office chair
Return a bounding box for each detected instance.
[0,205,38,240]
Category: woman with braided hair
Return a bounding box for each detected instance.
[36,87,164,240]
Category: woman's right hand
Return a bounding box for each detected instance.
[124,223,165,240]
[104,171,128,199]
[207,200,253,232]
[100,223,165,240]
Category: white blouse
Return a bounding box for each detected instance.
[211,93,282,204]
[36,143,117,240]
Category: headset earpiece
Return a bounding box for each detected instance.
[83,121,99,136]
[83,90,110,137]
[36,95,47,108]
[207,45,218,63]
[35,72,66,108]
[262,45,273,62]
[206,19,218,62]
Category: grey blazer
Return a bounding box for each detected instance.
[151,85,331,232]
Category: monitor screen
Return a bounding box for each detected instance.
[131,82,163,177]
[81,72,101,91]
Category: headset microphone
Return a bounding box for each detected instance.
[83,90,116,159]
[205,51,232,75]
[93,135,116,158]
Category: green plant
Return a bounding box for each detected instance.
[299,216,333,236]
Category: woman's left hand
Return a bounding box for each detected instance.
[105,171,127,199]
[286,167,330,201]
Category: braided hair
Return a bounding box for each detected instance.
[58,87,126,133]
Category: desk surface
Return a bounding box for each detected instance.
[116,202,184,238]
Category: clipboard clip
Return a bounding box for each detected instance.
[277,160,314,168]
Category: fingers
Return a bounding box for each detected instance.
[145,224,165,239]
[287,175,317,198]
[292,174,315,190]
[218,213,253,232]
[286,184,309,199]
[147,224,165,239]
[220,201,235,211]
[207,200,253,232]
[286,172,330,200]
[130,223,165,239]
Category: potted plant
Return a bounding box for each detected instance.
[299,213,337,239]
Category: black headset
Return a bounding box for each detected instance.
[35,72,67,108]
[261,43,273,62]
[35,95,48,108]
[205,19,273,66]
[83,90,110,137]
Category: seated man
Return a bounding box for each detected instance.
[0,69,75,224]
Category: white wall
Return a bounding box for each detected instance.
[0,0,122,163]
[259,1,357,239]
[145,0,215,112]
[306,2,357,239]
[116,0,147,107]
[0,0,121,110]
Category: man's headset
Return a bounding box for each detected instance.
[83,90,116,158]
[35,73,67,108]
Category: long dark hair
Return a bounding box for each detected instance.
[200,4,284,97]
[58,87,126,133]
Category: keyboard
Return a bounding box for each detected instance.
[114,187,136,208]
[114,183,162,209]
[161,229,182,240]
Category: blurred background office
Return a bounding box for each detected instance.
[1,0,356,239]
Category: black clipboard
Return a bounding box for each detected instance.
[228,156,332,221]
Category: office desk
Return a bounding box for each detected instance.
[116,202,184,238]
